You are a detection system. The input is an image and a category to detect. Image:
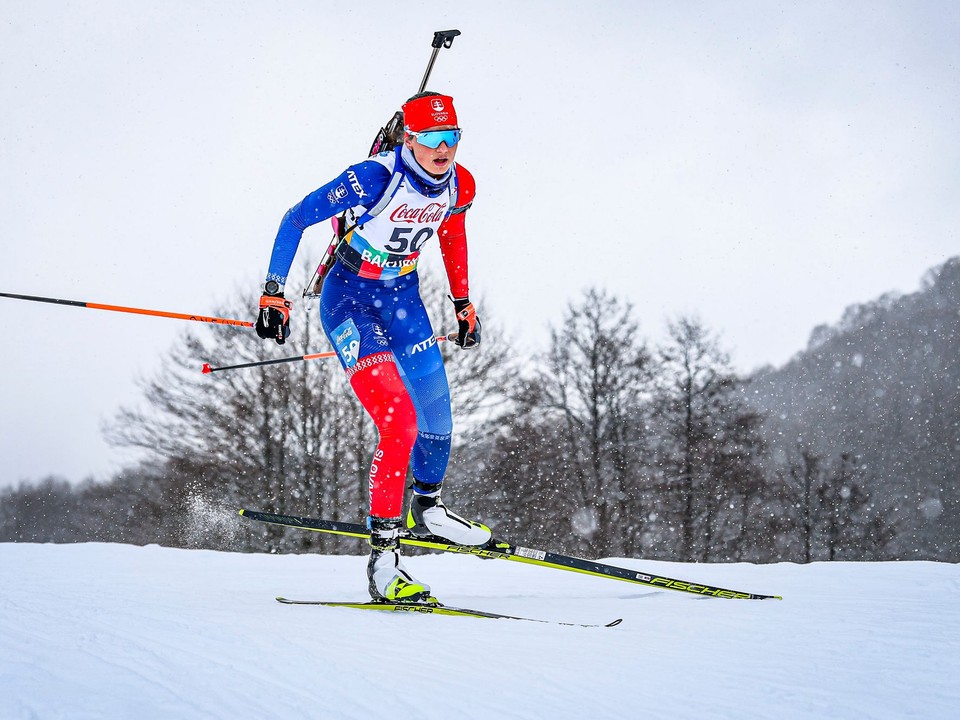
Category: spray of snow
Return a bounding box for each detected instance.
[182,494,241,548]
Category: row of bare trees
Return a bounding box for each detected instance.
[0,279,904,560]
[451,289,899,561]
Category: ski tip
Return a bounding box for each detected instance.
[201,363,212,374]
[606,618,624,627]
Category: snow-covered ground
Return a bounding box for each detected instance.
[1,542,957,720]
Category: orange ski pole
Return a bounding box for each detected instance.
[0,291,253,328]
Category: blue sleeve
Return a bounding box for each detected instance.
[265,160,392,287]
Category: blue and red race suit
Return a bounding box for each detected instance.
[263,144,476,519]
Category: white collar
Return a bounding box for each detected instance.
[400,144,451,188]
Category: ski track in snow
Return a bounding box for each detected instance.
[1,543,958,720]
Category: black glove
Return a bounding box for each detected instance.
[255,281,291,345]
[451,297,481,349]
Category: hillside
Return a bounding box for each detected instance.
[748,257,960,559]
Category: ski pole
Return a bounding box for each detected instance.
[202,335,451,374]
[0,291,254,328]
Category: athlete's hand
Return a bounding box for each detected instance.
[255,282,291,345]
[450,297,481,349]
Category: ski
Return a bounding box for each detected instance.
[275,597,622,627]
[241,509,782,600]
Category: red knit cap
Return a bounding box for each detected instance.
[402,94,458,132]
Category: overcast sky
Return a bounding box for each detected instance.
[2,1,958,487]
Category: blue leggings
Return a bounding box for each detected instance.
[319,263,452,493]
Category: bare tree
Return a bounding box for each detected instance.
[650,317,767,562]
[787,445,823,563]
[505,288,653,555]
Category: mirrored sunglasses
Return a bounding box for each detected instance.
[410,128,462,149]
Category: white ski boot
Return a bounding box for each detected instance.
[367,517,431,603]
[405,483,492,546]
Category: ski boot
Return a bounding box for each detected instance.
[406,479,492,546]
[367,517,432,604]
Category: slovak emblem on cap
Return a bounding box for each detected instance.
[430,97,449,121]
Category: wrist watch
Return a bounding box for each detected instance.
[264,280,281,296]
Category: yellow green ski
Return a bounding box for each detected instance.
[240,509,781,601]
[276,597,622,627]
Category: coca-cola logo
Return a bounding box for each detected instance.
[390,202,448,224]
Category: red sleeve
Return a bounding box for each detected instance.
[438,163,476,299]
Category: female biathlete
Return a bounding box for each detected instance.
[255,92,491,603]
